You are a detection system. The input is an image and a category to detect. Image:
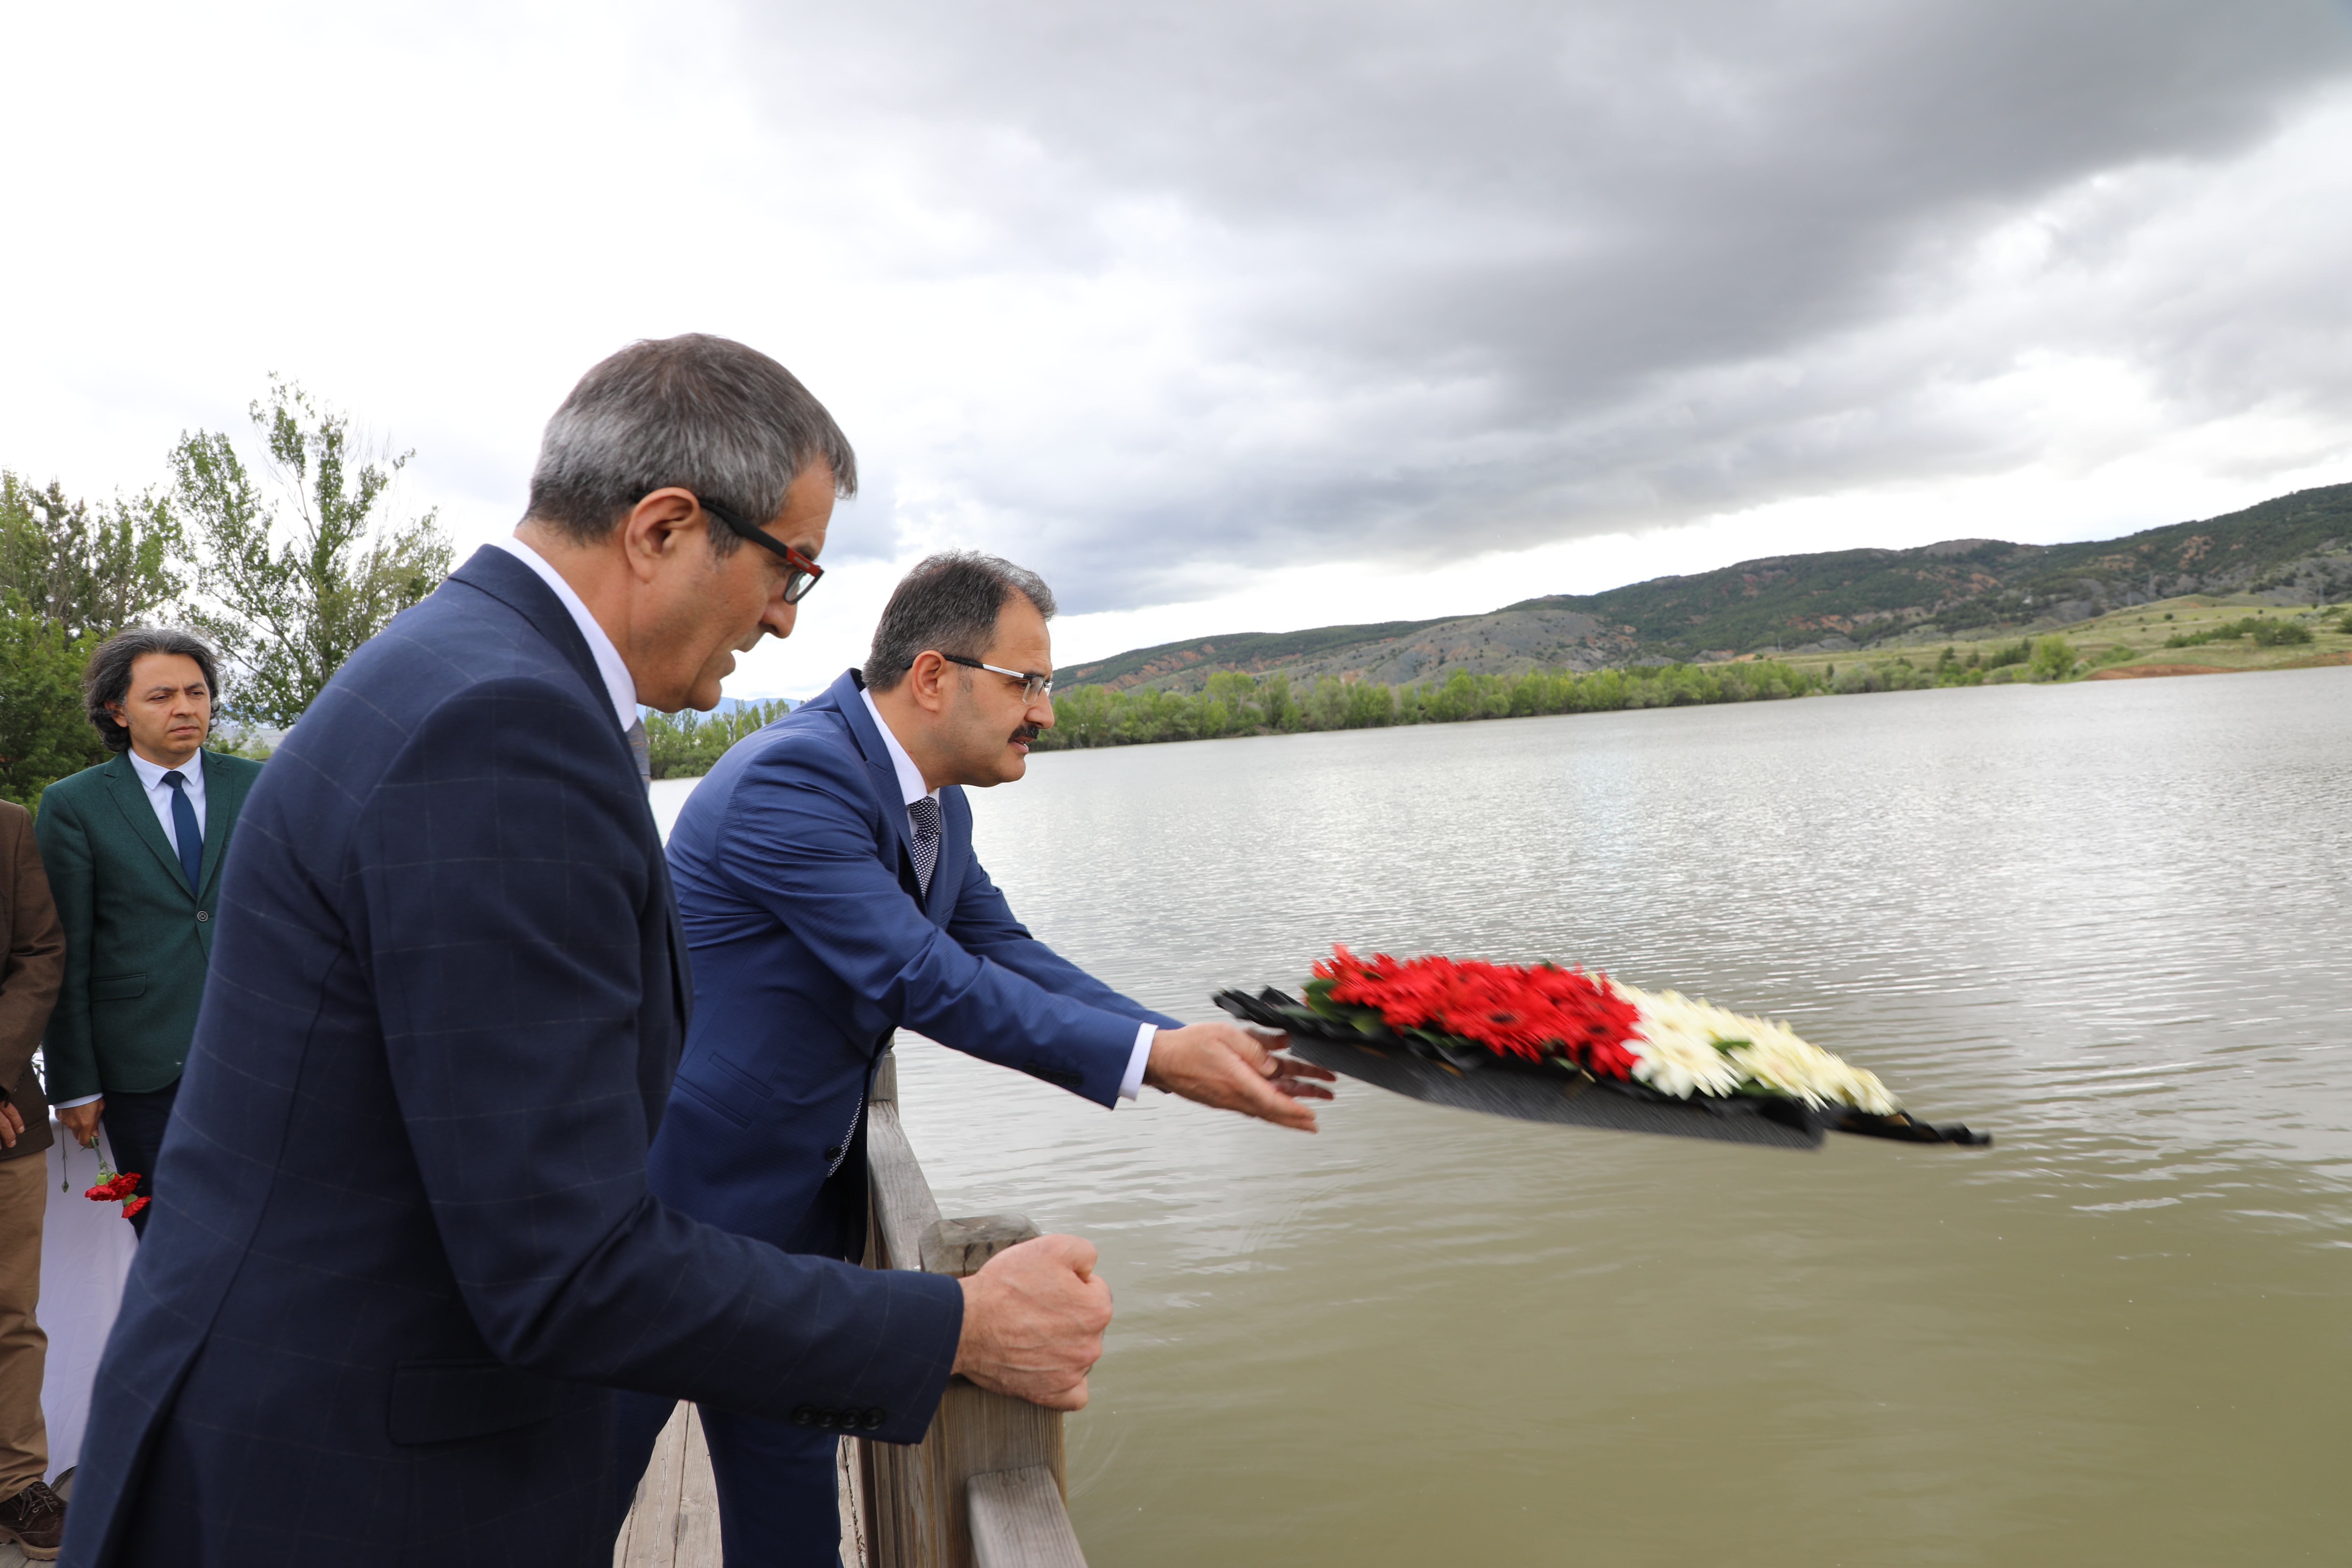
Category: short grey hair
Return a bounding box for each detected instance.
[525,334,857,553]
[85,626,221,754]
[865,552,1057,692]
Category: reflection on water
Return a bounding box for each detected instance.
[678,667,2352,1566]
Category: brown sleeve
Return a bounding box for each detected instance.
[0,803,65,1098]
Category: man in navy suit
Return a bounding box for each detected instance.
[642,550,1336,1564]
[62,336,1114,1568]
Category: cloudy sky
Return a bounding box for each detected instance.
[6,0,2351,697]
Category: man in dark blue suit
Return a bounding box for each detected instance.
[642,550,1335,1564]
[62,336,1113,1568]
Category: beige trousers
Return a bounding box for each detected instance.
[0,1153,48,1497]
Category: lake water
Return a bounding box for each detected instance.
[653,666,2352,1566]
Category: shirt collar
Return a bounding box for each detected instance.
[858,686,936,808]
[125,747,203,793]
[490,534,639,733]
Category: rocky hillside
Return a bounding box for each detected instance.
[1057,481,2352,692]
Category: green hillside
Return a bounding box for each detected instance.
[1058,481,2352,691]
[1054,617,1448,690]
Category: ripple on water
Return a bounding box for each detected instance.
[751,669,2352,1565]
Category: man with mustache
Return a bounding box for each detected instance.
[633,550,1335,1566]
[61,342,1114,1567]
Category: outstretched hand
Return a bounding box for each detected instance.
[1144,1021,1337,1132]
[953,1233,1114,1411]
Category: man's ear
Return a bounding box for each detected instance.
[902,651,952,715]
[621,488,707,582]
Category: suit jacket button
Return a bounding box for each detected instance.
[792,1406,816,1427]
[862,1409,885,1431]
[824,1145,844,1162]
[195,910,211,922]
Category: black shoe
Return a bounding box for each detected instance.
[0,1478,64,1560]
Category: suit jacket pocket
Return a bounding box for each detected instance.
[90,974,147,1001]
[674,1066,759,1130]
[388,1359,604,1446]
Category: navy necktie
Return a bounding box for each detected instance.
[626,718,651,788]
[162,770,203,894]
[907,795,941,898]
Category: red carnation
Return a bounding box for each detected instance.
[122,1195,150,1218]
[1314,945,1640,1076]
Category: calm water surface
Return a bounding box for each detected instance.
[660,667,2352,1566]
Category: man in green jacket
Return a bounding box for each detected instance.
[35,626,262,1235]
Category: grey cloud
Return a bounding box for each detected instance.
[735,0,2352,610]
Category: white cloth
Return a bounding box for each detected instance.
[37,1120,138,1482]
[858,686,1155,1102]
[489,534,638,733]
[123,747,207,857]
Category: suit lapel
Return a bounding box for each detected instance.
[445,546,640,789]
[834,672,927,896]
[194,752,251,898]
[103,752,193,899]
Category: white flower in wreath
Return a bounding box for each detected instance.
[1611,983,1746,1099]
[1726,1019,1898,1114]
[1611,982,1897,1114]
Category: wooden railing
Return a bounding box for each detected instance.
[855,1049,1090,1568]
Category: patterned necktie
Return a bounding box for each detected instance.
[625,718,651,788]
[907,794,941,898]
[162,770,203,893]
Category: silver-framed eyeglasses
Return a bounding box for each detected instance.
[938,653,1053,704]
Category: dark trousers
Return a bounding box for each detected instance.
[100,1079,180,1238]
[612,1394,843,1568]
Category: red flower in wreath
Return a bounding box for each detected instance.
[1313,945,1641,1076]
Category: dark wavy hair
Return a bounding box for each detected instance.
[84,626,222,754]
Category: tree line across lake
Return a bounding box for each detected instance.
[1033,635,2111,751]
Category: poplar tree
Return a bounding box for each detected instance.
[168,377,452,728]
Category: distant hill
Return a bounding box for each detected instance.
[1056,481,2352,693]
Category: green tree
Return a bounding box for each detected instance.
[169,378,451,728]
[0,593,102,809]
[640,699,797,779]
[2030,635,2079,681]
[0,471,183,642]
[1,472,190,807]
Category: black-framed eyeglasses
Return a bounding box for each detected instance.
[695,495,825,604]
[939,652,1053,704]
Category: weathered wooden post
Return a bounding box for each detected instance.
[858,1050,1089,1568]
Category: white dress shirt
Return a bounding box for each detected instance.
[490,534,638,732]
[124,746,209,857]
[859,685,1155,1102]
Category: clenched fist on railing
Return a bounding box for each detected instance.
[952,1233,1113,1410]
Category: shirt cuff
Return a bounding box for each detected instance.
[51,1093,102,1110]
[1118,1024,1155,1103]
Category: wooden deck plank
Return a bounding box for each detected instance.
[612,1406,866,1568]
[670,1406,722,1568]
[838,1436,870,1568]
[615,1401,688,1568]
